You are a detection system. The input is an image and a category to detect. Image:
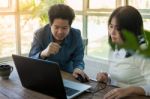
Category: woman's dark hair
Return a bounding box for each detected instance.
[108,6,144,50]
[48,4,75,26]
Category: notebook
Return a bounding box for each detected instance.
[12,54,91,99]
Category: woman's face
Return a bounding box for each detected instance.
[108,17,123,45]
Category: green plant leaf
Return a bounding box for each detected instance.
[20,0,64,25]
[119,30,150,57]
[139,30,150,57]
[119,30,139,51]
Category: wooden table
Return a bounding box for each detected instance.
[0,66,149,99]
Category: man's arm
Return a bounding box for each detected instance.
[29,29,44,59]
[71,29,85,70]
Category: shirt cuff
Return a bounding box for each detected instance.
[140,85,150,96]
[74,66,84,71]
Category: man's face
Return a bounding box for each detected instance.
[51,18,70,41]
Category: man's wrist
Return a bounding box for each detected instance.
[74,67,83,71]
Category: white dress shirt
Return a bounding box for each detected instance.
[108,48,150,96]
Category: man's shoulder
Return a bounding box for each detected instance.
[35,24,50,35]
[67,28,82,43]
[70,28,81,35]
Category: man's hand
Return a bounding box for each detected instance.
[41,42,61,59]
[72,68,89,81]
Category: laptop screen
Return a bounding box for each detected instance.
[12,55,91,99]
[12,55,67,98]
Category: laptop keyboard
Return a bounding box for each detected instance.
[64,87,79,96]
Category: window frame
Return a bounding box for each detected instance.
[1,0,150,61]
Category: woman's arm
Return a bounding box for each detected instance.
[103,86,145,99]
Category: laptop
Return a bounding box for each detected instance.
[12,54,91,99]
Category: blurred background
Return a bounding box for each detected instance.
[0,0,150,61]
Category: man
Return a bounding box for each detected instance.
[29,4,89,80]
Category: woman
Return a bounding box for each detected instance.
[96,6,150,99]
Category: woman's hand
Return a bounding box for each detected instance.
[96,72,108,83]
[103,87,131,99]
[103,86,145,99]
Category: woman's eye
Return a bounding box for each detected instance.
[109,25,113,29]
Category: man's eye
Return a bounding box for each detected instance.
[63,28,67,30]
[55,27,59,29]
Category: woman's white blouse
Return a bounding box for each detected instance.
[109,49,150,96]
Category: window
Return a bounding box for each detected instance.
[0,0,62,60]
[20,15,40,54]
[0,0,16,12]
[65,0,83,36]
[128,0,150,31]
[143,19,150,30]
[86,0,150,59]
[0,0,9,8]
[89,0,116,9]
[128,0,150,9]
[87,16,109,59]
[0,15,16,58]
[0,0,41,59]
[86,0,116,59]
[65,0,83,11]
[0,0,17,58]
[1,0,150,60]
[72,15,83,36]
